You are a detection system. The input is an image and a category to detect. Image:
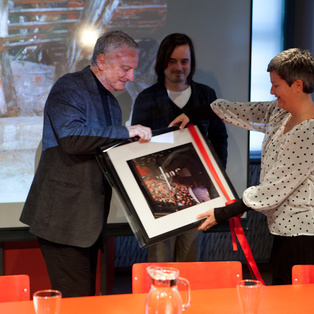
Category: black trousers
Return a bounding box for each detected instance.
[38,237,101,298]
[270,235,314,285]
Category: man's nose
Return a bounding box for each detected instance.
[126,70,134,82]
[175,62,182,70]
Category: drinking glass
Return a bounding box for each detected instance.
[33,289,62,314]
[237,279,262,314]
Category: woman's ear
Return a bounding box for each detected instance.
[293,79,304,93]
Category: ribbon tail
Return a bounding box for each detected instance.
[233,216,265,285]
[229,218,238,251]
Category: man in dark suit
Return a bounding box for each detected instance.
[20,31,152,297]
[132,33,228,263]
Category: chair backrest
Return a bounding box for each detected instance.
[292,265,314,285]
[132,261,242,293]
[0,274,30,302]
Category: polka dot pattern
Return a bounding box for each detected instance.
[212,99,314,236]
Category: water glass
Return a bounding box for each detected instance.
[33,289,62,314]
[237,279,262,314]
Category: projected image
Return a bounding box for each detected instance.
[128,143,219,218]
[0,0,167,202]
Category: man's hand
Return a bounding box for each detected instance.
[196,208,217,231]
[127,125,152,142]
[168,113,190,129]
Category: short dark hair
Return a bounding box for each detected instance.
[91,31,138,66]
[155,33,196,85]
[267,48,314,93]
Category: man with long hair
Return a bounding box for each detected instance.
[132,33,228,262]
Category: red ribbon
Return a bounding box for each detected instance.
[187,124,264,284]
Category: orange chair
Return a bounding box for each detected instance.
[0,274,30,302]
[132,261,242,293]
[292,265,314,285]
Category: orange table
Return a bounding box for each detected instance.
[1,284,314,313]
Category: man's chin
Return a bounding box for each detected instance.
[172,77,185,83]
[115,84,126,91]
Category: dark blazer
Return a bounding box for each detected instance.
[20,66,129,248]
[131,81,228,168]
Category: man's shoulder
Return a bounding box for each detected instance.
[54,66,91,87]
[191,80,215,92]
[135,83,166,103]
[138,83,161,95]
[191,81,217,100]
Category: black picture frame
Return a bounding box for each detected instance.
[97,125,239,247]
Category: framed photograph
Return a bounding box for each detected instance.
[97,125,239,247]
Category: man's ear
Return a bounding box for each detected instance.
[97,54,106,70]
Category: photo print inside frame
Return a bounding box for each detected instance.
[127,143,219,219]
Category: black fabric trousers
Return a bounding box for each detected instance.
[270,235,314,285]
[38,237,101,298]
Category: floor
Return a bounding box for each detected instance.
[109,263,273,294]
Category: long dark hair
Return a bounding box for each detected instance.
[155,33,196,85]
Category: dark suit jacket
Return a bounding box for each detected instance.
[131,81,228,168]
[20,66,129,248]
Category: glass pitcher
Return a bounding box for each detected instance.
[145,265,191,314]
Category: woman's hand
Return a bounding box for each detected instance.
[196,208,217,231]
[168,113,190,129]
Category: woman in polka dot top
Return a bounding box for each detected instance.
[170,48,314,284]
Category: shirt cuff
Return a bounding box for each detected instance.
[214,199,251,223]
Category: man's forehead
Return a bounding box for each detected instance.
[106,45,138,56]
[170,46,191,57]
